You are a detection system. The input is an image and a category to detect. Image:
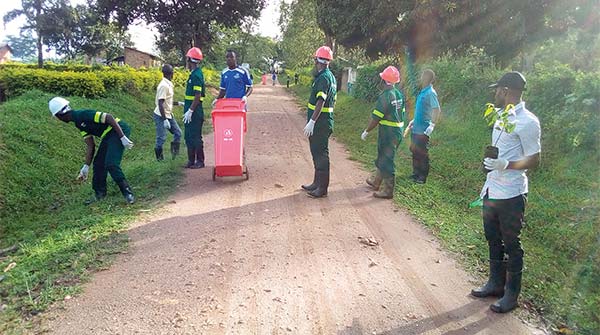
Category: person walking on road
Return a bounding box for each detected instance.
[301,46,337,198]
[406,69,441,184]
[272,71,277,86]
[153,64,182,161]
[182,47,206,169]
[361,66,406,199]
[471,72,541,314]
[49,97,135,204]
[214,50,253,105]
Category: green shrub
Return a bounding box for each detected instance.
[0,68,106,98]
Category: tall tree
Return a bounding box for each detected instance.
[2,0,68,67]
[279,0,324,69]
[3,32,37,61]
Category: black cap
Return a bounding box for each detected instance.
[489,71,526,91]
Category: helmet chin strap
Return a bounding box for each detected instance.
[316,58,329,65]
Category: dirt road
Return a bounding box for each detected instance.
[43,85,539,334]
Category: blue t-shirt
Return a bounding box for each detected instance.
[413,85,440,135]
[220,67,252,98]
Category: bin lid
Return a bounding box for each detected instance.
[214,98,246,111]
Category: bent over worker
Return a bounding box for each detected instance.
[49,97,135,204]
[301,46,336,198]
[361,66,406,199]
[182,47,206,169]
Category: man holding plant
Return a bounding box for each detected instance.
[471,71,541,314]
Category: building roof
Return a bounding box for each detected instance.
[124,47,161,60]
[0,44,13,52]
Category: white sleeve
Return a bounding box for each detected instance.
[518,118,541,156]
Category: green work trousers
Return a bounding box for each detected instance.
[92,123,130,194]
[309,122,332,173]
[375,129,401,178]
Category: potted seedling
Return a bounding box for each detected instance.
[482,103,515,173]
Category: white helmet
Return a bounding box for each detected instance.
[49,97,70,116]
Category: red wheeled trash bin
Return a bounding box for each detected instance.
[211,98,249,181]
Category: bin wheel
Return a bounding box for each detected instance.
[212,167,216,181]
[244,167,249,181]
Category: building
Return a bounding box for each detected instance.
[112,47,161,68]
[0,44,13,64]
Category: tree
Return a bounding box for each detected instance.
[3,32,37,61]
[95,0,266,65]
[279,0,324,69]
[2,0,69,67]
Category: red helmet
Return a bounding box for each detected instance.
[379,66,400,84]
[314,46,333,61]
[186,47,203,61]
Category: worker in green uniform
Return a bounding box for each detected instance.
[182,47,206,169]
[301,46,337,198]
[48,97,135,204]
[361,66,405,199]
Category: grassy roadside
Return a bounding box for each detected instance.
[289,85,599,334]
[0,87,215,333]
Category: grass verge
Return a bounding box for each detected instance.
[0,88,215,333]
[289,85,599,335]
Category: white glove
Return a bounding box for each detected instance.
[120,135,134,149]
[407,119,414,129]
[483,157,509,171]
[77,164,89,181]
[361,130,368,141]
[242,96,248,103]
[183,109,193,124]
[211,99,217,108]
[303,119,316,137]
[163,119,171,130]
[424,123,435,136]
[177,101,185,107]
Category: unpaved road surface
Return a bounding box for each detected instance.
[42,85,540,334]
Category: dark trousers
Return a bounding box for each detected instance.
[483,194,526,272]
[410,133,430,180]
[184,110,204,163]
[92,125,130,194]
[309,124,332,174]
[376,133,400,178]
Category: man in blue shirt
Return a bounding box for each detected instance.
[406,69,441,184]
[214,50,253,103]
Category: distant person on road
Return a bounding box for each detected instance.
[301,46,336,198]
[294,73,299,85]
[153,64,182,161]
[181,47,206,169]
[471,72,541,314]
[272,71,277,86]
[360,66,406,199]
[405,69,441,184]
[48,97,135,205]
[213,50,253,106]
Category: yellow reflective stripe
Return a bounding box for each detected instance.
[185,95,205,101]
[379,120,404,127]
[316,91,327,99]
[100,118,121,138]
[193,85,202,92]
[80,130,89,137]
[94,112,102,123]
[372,109,384,118]
[307,103,333,113]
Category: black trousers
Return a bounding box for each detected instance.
[410,133,430,180]
[483,194,526,273]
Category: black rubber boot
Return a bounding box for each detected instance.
[373,176,394,199]
[185,146,196,168]
[85,191,107,205]
[117,181,135,204]
[155,147,164,161]
[308,170,329,198]
[490,271,522,313]
[301,171,318,191]
[471,260,506,298]
[193,146,205,168]
[366,169,383,190]
[170,141,180,160]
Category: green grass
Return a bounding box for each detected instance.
[290,85,599,335]
[0,88,215,333]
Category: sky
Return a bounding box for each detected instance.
[0,0,281,56]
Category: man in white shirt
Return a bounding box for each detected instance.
[154,64,182,161]
[471,72,541,314]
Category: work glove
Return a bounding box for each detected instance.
[242,96,248,103]
[177,101,185,107]
[163,119,171,130]
[361,130,369,141]
[120,135,134,149]
[77,164,89,181]
[424,122,435,136]
[183,109,193,124]
[483,157,509,171]
[303,119,315,137]
[211,99,217,108]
